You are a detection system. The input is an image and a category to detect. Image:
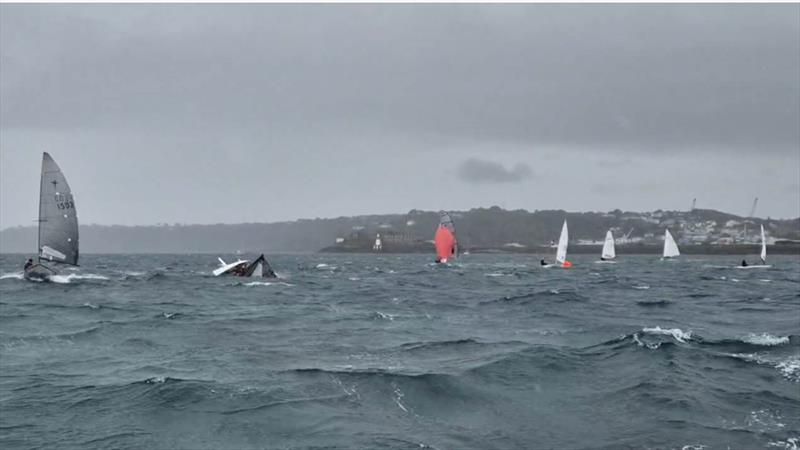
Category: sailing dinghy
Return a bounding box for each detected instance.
[661,229,680,260]
[214,254,277,278]
[736,225,771,269]
[24,153,79,281]
[544,220,572,268]
[434,211,458,263]
[597,230,616,263]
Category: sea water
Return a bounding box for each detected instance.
[1,254,798,449]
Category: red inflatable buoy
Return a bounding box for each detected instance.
[562,261,573,268]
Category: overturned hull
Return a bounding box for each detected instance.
[214,254,277,278]
[23,263,57,282]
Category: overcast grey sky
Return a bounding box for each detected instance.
[1,4,798,228]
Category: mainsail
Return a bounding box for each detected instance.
[434,211,457,262]
[663,229,680,258]
[760,225,767,264]
[38,152,79,266]
[556,220,569,265]
[601,230,616,260]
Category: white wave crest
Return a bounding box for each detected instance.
[768,437,799,450]
[244,281,294,287]
[0,272,24,280]
[776,356,800,382]
[633,285,650,290]
[642,326,692,343]
[743,333,790,346]
[50,273,110,284]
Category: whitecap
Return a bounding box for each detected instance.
[375,311,395,321]
[51,273,110,284]
[642,326,692,343]
[244,281,273,287]
[768,437,799,450]
[0,272,24,280]
[742,333,789,346]
[633,285,650,290]
[484,273,508,277]
[83,303,100,309]
[348,277,361,281]
[776,356,800,382]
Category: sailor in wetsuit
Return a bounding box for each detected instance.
[600,257,607,261]
[740,259,748,267]
[23,258,33,271]
[540,259,548,266]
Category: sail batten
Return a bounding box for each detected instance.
[556,220,569,265]
[37,153,79,266]
[602,230,616,259]
[663,229,680,258]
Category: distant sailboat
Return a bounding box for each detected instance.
[549,220,572,268]
[24,153,80,281]
[434,211,457,263]
[662,229,680,260]
[373,233,383,251]
[598,230,616,263]
[737,224,771,269]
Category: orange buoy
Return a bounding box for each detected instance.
[562,261,573,268]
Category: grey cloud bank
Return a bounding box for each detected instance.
[458,158,533,184]
[1,4,798,228]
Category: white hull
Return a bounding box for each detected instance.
[734,265,772,269]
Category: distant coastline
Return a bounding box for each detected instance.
[2,206,798,254]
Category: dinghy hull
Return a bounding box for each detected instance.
[23,263,57,282]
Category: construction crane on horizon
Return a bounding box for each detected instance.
[748,197,759,218]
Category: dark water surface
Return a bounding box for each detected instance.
[1,254,798,450]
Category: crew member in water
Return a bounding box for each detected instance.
[23,258,33,271]
[740,259,748,267]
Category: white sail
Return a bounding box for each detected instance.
[760,225,767,263]
[663,229,680,258]
[38,153,79,266]
[602,230,616,259]
[556,220,569,265]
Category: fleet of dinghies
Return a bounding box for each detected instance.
[18,152,780,281]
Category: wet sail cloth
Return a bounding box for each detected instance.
[434,212,458,262]
[244,254,277,278]
[601,230,616,260]
[556,220,569,266]
[37,153,79,266]
[663,229,680,258]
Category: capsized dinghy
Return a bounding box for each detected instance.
[214,254,277,278]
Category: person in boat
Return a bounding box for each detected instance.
[23,258,34,271]
[540,259,548,266]
[740,259,748,267]
[600,257,607,261]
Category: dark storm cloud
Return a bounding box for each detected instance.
[457,158,533,184]
[1,4,798,227]
[1,4,798,152]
